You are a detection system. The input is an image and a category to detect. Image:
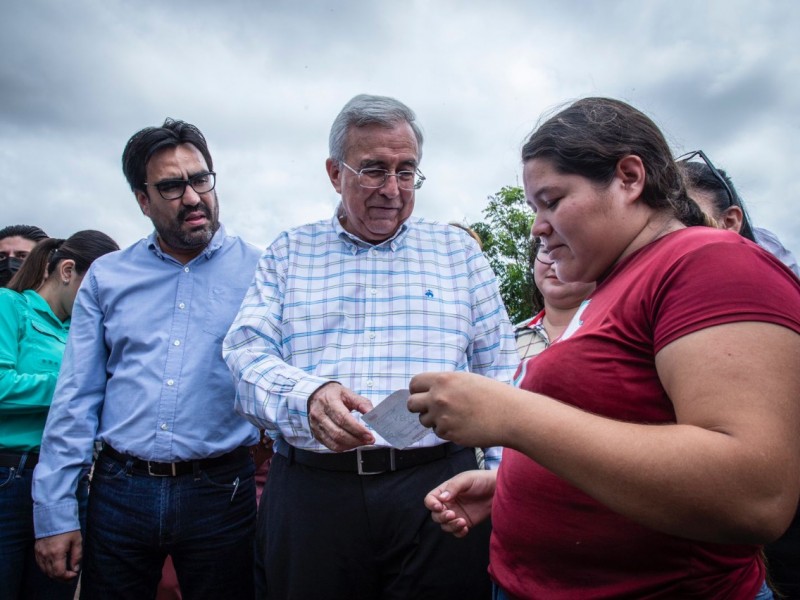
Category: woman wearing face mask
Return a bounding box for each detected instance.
[409,98,800,600]
[0,230,118,600]
[0,225,49,287]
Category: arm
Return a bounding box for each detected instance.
[224,236,373,450]
[0,292,59,414]
[33,270,107,541]
[464,249,519,469]
[409,321,800,544]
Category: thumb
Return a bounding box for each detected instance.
[69,537,83,573]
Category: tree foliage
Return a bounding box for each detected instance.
[470,185,535,324]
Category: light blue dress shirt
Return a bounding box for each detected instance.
[224,214,518,469]
[33,225,261,537]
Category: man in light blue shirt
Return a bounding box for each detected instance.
[32,119,261,599]
[224,94,518,599]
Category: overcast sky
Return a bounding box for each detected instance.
[2,0,799,255]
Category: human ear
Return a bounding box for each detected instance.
[135,189,152,217]
[326,158,343,194]
[58,259,76,285]
[718,206,744,234]
[615,155,646,203]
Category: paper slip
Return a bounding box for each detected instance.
[362,389,430,449]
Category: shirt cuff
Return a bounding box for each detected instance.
[286,375,337,431]
[33,500,81,539]
[483,446,503,470]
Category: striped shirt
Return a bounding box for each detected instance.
[514,310,550,361]
[224,212,518,469]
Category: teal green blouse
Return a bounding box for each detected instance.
[0,288,69,452]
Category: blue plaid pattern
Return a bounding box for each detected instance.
[224,213,518,469]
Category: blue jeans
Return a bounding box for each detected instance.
[81,452,256,600]
[755,580,775,600]
[0,454,88,600]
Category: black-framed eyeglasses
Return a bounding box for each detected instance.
[676,150,734,208]
[341,162,425,191]
[534,246,554,266]
[529,238,553,272]
[145,171,217,201]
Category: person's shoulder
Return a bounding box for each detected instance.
[409,219,482,248]
[270,218,337,248]
[220,232,262,260]
[86,239,139,274]
[651,227,798,292]
[671,227,773,263]
[409,217,448,234]
[0,288,29,325]
[0,287,25,308]
[641,227,747,265]
[668,226,741,246]
[753,226,800,276]
[289,217,336,236]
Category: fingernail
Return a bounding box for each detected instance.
[440,490,451,500]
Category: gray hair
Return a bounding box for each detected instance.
[328,94,424,162]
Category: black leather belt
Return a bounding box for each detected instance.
[0,451,38,469]
[102,445,250,477]
[278,442,466,475]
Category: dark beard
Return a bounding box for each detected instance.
[158,198,220,250]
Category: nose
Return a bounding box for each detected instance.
[379,173,401,197]
[181,185,202,206]
[531,215,551,237]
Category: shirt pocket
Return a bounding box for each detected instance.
[27,320,67,371]
[202,285,249,341]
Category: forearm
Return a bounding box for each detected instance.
[227,348,331,440]
[33,411,96,537]
[0,370,58,413]
[500,387,798,544]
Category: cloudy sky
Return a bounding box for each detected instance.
[2,0,799,255]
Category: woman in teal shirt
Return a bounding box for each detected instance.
[0,229,118,600]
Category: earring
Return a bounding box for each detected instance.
[63,279,69,286]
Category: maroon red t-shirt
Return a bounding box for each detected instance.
[491,227,800,599]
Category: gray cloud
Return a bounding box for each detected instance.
[2,0,798,255]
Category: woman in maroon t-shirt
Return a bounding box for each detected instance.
[408,97,800,600]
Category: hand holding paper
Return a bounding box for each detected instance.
[362,389,431,449]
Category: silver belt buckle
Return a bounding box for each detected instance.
[356,447,394,476]
[147,461,177,477]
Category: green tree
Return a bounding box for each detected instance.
[470,185,535,324]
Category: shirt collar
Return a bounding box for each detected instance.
[331,206,410,254]
[523,309,546,330]
[22,289,70,329]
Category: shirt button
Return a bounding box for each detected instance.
[369,249,376,257]
[184,267,190,273]
[366,380,374,387]
[160,423,168,431]
[167,379,174,386]
[370,288,377,295]
[178,303,185,310]
[368,332,376,339]
[173,340,181,346]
